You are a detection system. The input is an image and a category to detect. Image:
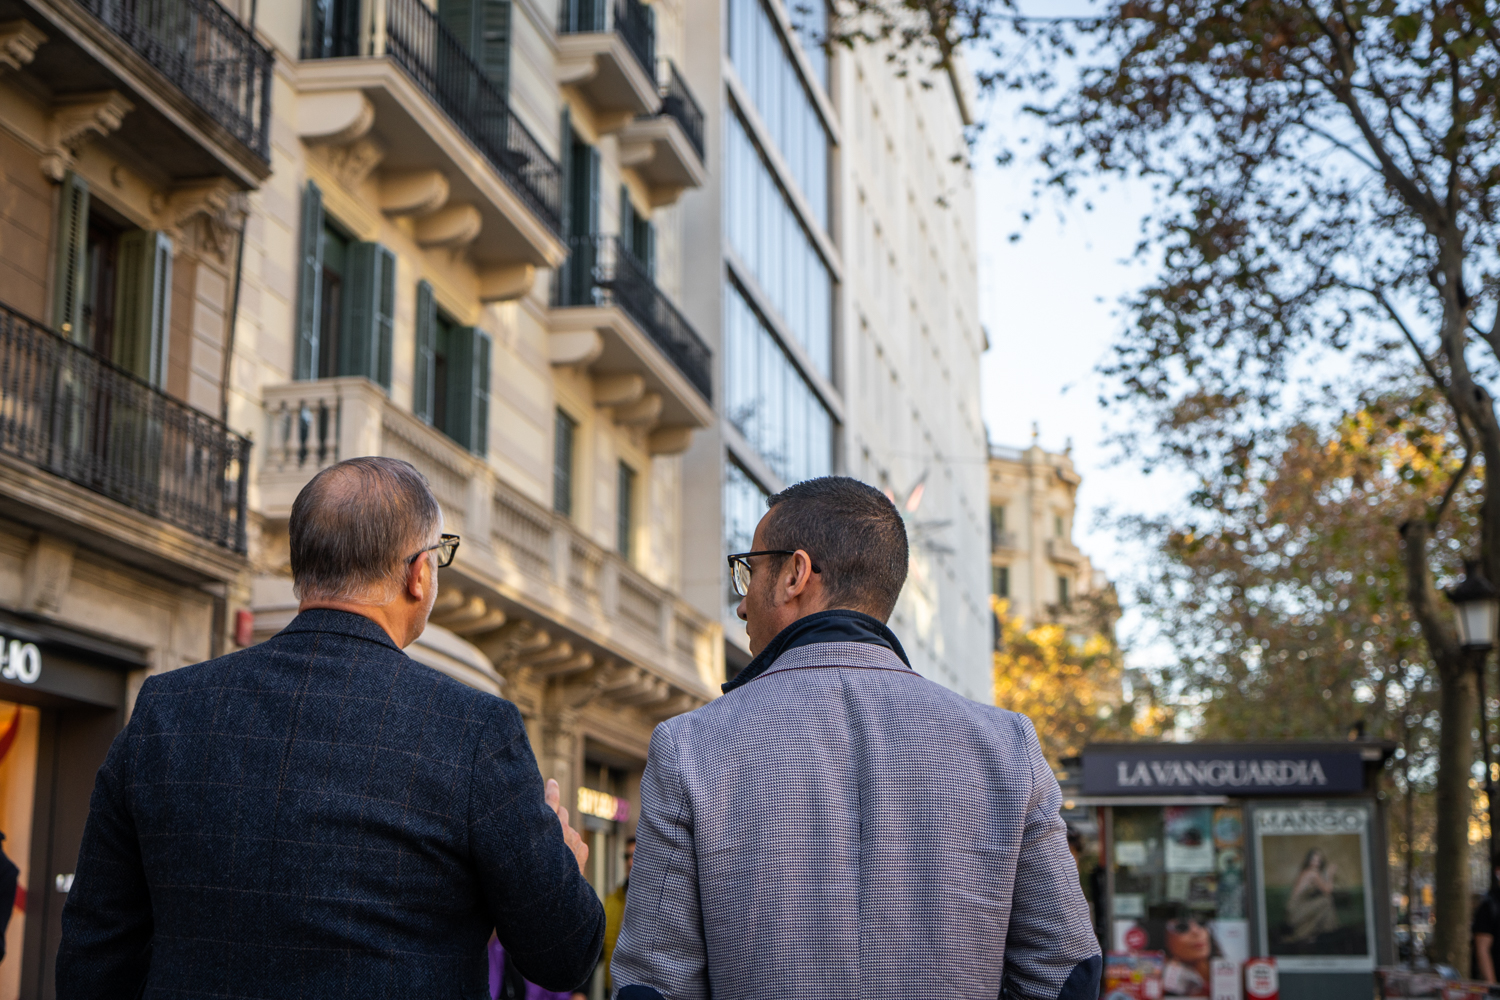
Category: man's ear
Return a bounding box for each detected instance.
[406,555,429,601]
[783,550,815,599]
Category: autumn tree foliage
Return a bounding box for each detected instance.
[992,593,1168,765]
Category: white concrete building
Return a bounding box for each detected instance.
[677,0,990,699]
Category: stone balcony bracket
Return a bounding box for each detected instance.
[294,70,568,269]
[258,375,723,706]
[557,35,662,128]
[618,115,707,208]
[547,308,713,435]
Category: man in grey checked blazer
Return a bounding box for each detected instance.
[56,457,603,998]
[611,477,1102,1000]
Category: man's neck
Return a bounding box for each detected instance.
[299,600,409,647]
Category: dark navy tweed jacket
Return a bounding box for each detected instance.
[55,609,603,999]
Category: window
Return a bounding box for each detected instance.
[617,461,636,560]
[1054,513,1065,538]
[1058,575,1070,605]
[52,170,173,386]
[992,565,1009,598]
[413,280,490,454]
[554,408,577,517]
[724,110,832,377]
[438,0,511,97]
[726,0,829,224]
[723,279,832,485]
[620,186,655,278]
[724,461,768,600]
[295,181,395,387]
[990,505,1006,546]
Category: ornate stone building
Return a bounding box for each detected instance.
[987,441,1109,628]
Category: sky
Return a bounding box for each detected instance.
[970,5,1191,662]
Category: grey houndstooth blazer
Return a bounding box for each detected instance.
[611,639,1101,1000]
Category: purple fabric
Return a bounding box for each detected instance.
[490,938,578,1000]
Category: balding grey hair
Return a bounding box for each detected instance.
[290,457,442,604]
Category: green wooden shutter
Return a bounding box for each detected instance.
[445,324,475,451]
[480,0,510,96]
[295,181,325,380]
[374,246,394,390]
[559,109,574,237]
[341,242,395,389]
[52,171,90,342]
[113,230,174,386]
[470,328,490,456]
[587,145,600,234]
[413,280,437,423]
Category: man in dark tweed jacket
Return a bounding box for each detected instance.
[611,477,1102,1000]
[56,457,604,997]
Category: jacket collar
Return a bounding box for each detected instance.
[723,608,911,693]
[277,608,401,650]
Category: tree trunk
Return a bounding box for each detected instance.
[1403,517,1475,969]
[1432,660,1477,970]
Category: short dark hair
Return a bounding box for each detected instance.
[763,476,908,620]
[290,457,441,602]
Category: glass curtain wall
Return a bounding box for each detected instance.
[724,281,832,485]
[724,111,832,377]
[726,0,828,225]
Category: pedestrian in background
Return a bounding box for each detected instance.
[611,476,1102,1000]
[1473,857,1500,982]
[56,456,603,997]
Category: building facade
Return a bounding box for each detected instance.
[0,0,984,990]
[678,0,990,699]
[987,441,1107,627]
[0,0,269,988]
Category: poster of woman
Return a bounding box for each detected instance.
[1253,805,1376,971]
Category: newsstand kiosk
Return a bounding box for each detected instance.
[1063,742,1397,1000]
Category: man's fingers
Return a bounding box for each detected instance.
[556,804,570,829]
[544,778,561,814]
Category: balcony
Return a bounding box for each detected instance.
[7,0,272,184]
[619,60,706,207]
[550,235,714,446]
[298,0,566,270]
[257,376,722,711]
[1047,537,1083,566]
[991,529,1016,552]
[556,0,659,128]
[0,300,249,582]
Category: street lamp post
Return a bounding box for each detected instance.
[1448,560,1500,869]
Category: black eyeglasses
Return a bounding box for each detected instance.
[726,550,821,597]
[408,533,461,569]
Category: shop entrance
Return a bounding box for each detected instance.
[0,615,134,1000]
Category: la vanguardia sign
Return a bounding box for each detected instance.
[1081,750,1365,795]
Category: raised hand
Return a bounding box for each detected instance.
[545,778,590,875]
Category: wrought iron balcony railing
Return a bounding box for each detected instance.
[559,0,654,83]
[554,235,712,403]
[0,301,250,553]
[658,60,704,159]
[77,0,273,160]
[303,0,563,233]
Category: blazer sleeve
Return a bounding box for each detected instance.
[55,698,154,997]
[609,719,706,1000]
[469,699,604,993]
[1001,715,1102,1000]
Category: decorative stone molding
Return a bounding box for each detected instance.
[0,20,46,73]
[593,373,645,407]
[162,178,248,263]
[324,137,386,190]
[42,91,133,182]
[548,330,603,366]
[414,203,481,249]
[478,263,536,303]
[379,169,450,216]
[647,425,694,455]
[614,392,663,426]
[20,534,74,616]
